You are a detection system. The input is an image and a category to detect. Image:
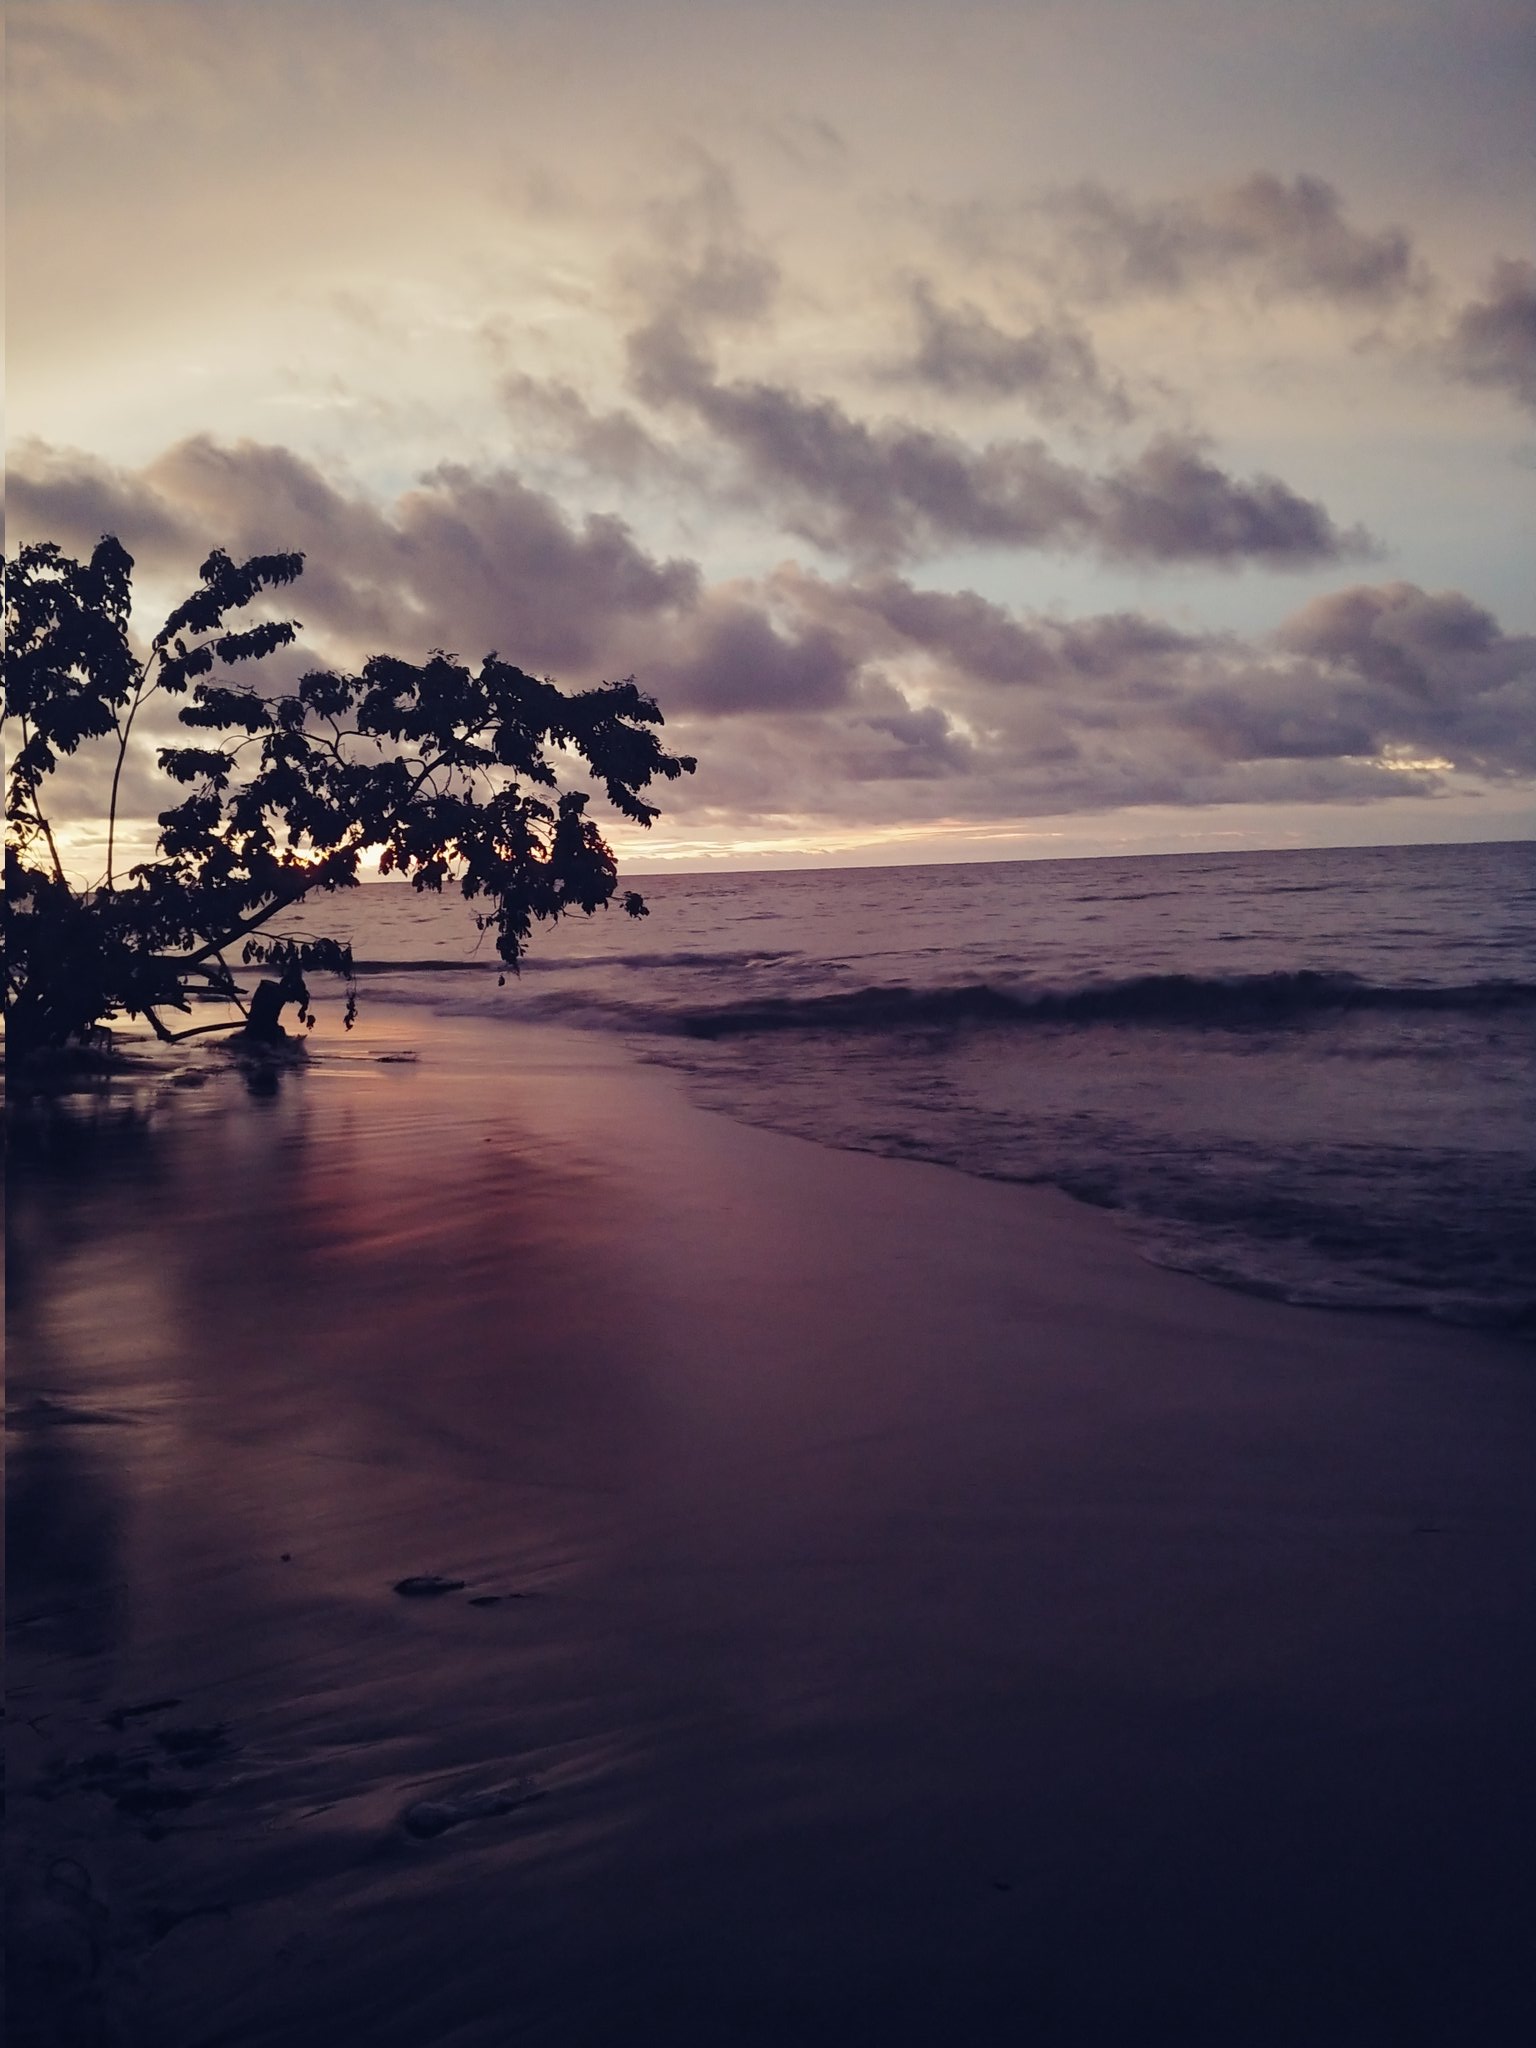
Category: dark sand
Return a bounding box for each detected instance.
[7,1013,1535,2046]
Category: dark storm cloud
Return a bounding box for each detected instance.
[1441,260,1536,414]
[899,282,1134,422]
[627,319,1358,567]
[1036,173,1421,304]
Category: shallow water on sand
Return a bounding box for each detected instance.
[293,840,1536,1328]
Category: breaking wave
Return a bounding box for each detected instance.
[311,844,1536,1330]
[349,947,795,977]
[671,970,1536,1038]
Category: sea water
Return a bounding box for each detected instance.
[298,840,1536,1330]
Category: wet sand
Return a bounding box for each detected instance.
[7,1012,1535,2046]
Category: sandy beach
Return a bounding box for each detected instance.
[8,1011,1535,2047]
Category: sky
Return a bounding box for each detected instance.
[8,0,1535,872]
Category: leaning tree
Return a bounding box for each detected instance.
[2,536,695,1064]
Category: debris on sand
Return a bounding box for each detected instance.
[103,1699,183,1732]
[147,1901,233,1946]
[392,1575,468,1598]
[153,1725,232,1769]
[113,1784,202,1821]
[399,1780,540,1841]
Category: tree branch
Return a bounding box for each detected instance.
[156,1016,253,1043]
[17,716,68,885]
[106,652,161,891]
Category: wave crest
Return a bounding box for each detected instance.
[675,971,1536,1038]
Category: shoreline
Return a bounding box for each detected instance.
[19,978,1524,1342]
[8,1011,1535,2045]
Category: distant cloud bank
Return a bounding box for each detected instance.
[11,436,1533,846]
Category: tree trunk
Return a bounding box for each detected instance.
[241,977,292,1044]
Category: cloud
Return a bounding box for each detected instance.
[7,439,197,565]
[1269,581,1536,776]
[614,164,1360,571]
[496,373,685,488]
[1038,172,1421,305]
[8,436,702,676]
[154,438,702,673]
[845,685,976,782]
[797,573,1061,687]
[626,154,781,339]
[8,1,235,133]
[1441,259,1536,413]
[925,174,1535,427]
[1278,580,1505,681]
[897,281,1134,422]
[12,437,1529,848]
[628,320,1362,567]
[1095,438,1367,565]
[643,595,857,715]
[729,566,1536,809]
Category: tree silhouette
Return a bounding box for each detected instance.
[3,537,695,1064]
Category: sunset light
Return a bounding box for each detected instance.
[8,8,1532,2047]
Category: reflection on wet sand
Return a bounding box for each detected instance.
[7,1029,690,2044]
[7,1016,1536,2047]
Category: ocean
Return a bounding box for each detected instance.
[293,839,1536,1331]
